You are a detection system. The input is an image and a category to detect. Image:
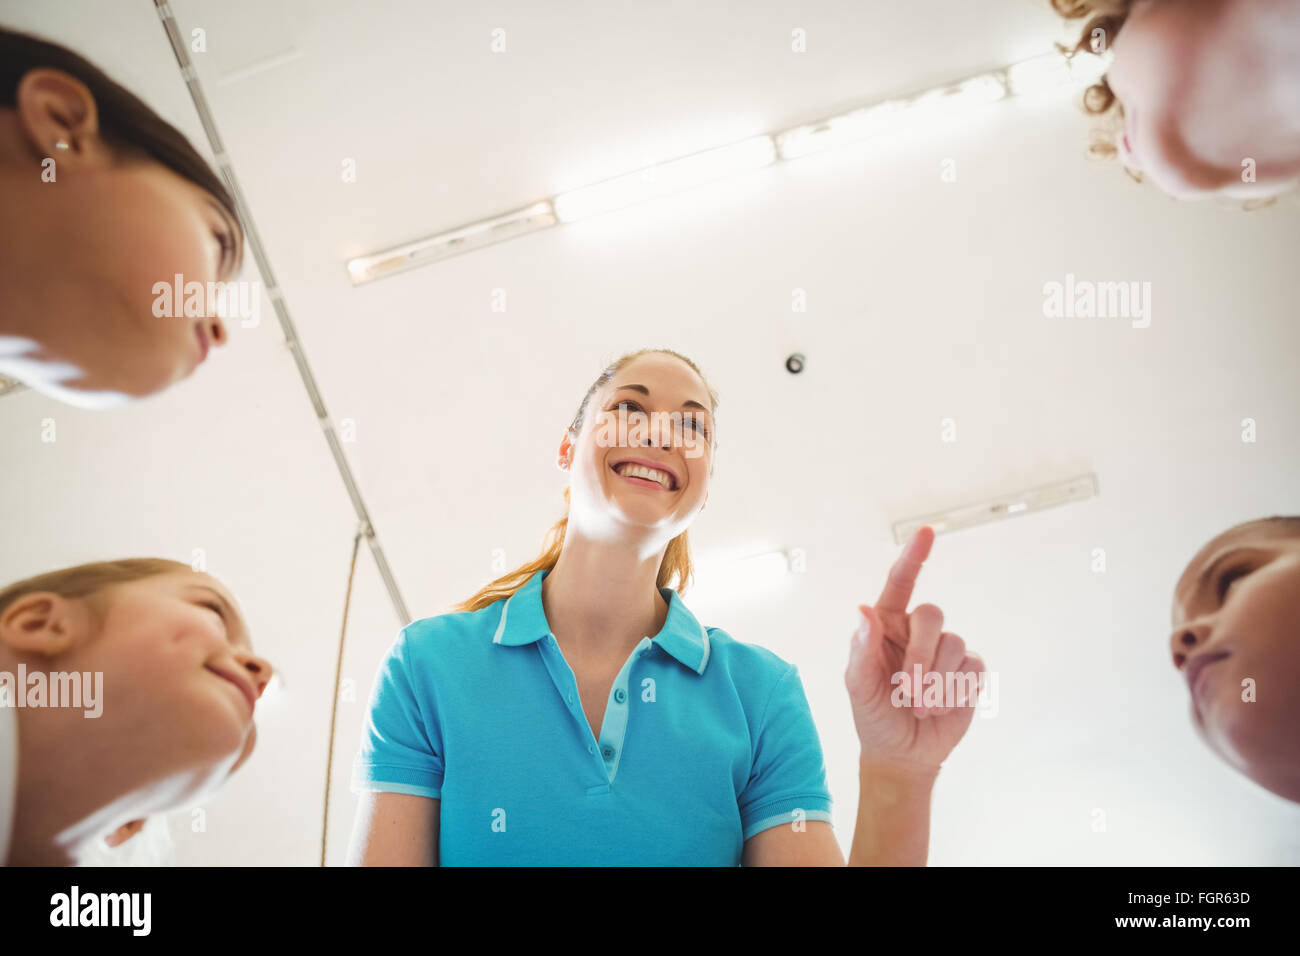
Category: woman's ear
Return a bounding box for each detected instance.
[103,818,146,847]
[0,592,85,657]
[14,67,108,166]
[557,429,574,471]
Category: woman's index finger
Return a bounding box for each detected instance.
[875,525,935,613]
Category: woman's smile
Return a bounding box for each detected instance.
[609,458,679,491]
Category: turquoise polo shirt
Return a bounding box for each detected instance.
[351,567,834,865]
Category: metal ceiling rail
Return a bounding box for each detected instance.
[153,0,411,626]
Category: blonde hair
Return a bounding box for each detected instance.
[0,558,194,620]
[1052,2,1133,111]
[1050,0,1136,162]
[0,559,209,862]
[451,348,720,613]
[1052,0,1292,208]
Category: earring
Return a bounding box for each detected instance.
[54,140,70,152]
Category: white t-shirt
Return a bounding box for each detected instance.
[0,702,15,865]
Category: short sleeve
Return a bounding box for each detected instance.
[350,628,444,799]
[737,664,834,841]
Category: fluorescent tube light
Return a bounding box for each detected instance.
[775,100,908,160]
[346,49,1099,281]
[1068,50,1110,86]
[346,201,557,286]
[777,71,1006,160]
[553,135,777,223]
[891,473,1099,543]
[1005,52,1071,95]
[1006,50,1109,96]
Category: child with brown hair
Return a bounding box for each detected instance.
[0,27,243,407]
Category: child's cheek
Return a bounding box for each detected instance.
[1212,653,1281,769]
[117,615,213,677]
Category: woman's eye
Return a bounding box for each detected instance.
[613,401,710,440]
[684,417,710,437]
[613,401,649,421]
[1217,566,1250,602]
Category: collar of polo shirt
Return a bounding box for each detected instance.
[491,568,711,675]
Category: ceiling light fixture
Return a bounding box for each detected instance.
[346,50,1106,285]
[346,201,556,285]
[1005,50,1109,96]
[891,473,1099,543]
[553,135,777,223]
[777,71,1007,160]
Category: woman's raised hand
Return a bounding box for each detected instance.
[844,526,985,775]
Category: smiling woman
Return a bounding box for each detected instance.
[454,347,720,612]
[345,348,847,867]
[348,348,987,866]
[0,27,244,408]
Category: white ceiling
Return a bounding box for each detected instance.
[3,0,1299,866]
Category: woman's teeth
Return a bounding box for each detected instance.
[614,462,673,489]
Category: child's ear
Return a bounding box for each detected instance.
[104,819,146,847]
[14,68,110,169]
[0,592,85,657]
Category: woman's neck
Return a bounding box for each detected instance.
[541,532,669,666]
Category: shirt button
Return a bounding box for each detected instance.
[601,745,614,759]
[614,688,626,703]
[567,693,574,705]
[587,745,594,754]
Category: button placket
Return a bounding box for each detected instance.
[544,633,654,783]
[538,634,604,773]
[595,636,652,783]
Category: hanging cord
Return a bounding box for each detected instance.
[321,526,364,867]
